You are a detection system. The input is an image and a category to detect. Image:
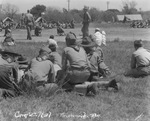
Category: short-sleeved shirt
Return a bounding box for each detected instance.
[131,47,150,68]
[28,58,55,83]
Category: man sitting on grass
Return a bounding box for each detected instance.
[125,40,150,78]
[47,35,58,48]
[57,32,118,96]
[49,43,62,78]
[20,46,58,95]
[80,36,118,92]
[0,49,22,98]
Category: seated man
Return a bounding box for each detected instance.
[0,50,22,98]
[20,46,58,95]
[48,43,62,77]
[34,23,42,36]
[2,29,15,46]
[47,35,58,48]
[125,40,150,78]
[57,26,65,36]
[80,37,118,91]
[58,32,91,93]
[81,37,112,79]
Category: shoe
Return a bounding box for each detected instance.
[86,83,98,96]
[108,79,118,91]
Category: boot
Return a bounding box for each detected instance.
[107,79,118,91]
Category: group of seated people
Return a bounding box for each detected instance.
[0,28,150,99]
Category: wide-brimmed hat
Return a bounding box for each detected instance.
[79,37,96,47]
[83,6,89,10]
[16,55,29,64]
[0,49,21,57]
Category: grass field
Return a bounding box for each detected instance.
[0,23,150,121]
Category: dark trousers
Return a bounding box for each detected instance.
[26,25,32,40]
[81,23,89,38]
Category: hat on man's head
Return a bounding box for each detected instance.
[134,39,143,47]
[80,37,96,47]
[16,55,29,64]
[95,28,100,32]
[83,6,89,10]
[65,32,77,45]
[39,46,51,57]
[40,46,51,54]
[0,48,21,57]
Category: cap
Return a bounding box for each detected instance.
[65,32,77,45]
[95,28,100,32]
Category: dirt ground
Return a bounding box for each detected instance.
[0,23,150,43]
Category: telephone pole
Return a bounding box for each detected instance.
[67,0,70,11]
[107,1,109,10]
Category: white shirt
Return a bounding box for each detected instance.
[94,31,103,46]
[47,38,58,47]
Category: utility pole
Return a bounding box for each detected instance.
[107,1,109,10]
[67,0,70,11]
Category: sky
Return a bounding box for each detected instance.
[0,0,150,13]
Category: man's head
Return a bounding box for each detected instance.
[39,46,51,60]
[83,6,89,12]
[50,35,54,39]
[49,43,56,52]
[27,10,30,13]
[65,32,77,46]
[95,28,100,33]
[80,37,96,54]
[134,40,143,50]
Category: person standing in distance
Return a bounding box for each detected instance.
[24,10,34,40]
[81,6,91,38]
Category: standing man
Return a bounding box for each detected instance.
[81,6,91,38]
[24,10,34,40]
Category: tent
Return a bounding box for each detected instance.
[117,14,143,22]
[35,17,46,23]
[3,17,13,23]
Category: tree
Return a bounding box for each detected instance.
[2,3,19,18]
[122,0,138,14]
[30,4,46,18]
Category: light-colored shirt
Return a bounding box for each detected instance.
[62,46,90,71]
[47,39,58,47]
[94,31,103,46]
[131,47,150,69]
[24,13,34,25]
[28,58,55,83]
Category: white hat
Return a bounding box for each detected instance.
[102,31,106,35]
[95,28,100,31]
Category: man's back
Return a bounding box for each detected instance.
[25,13,34,25]
[29,58,54,82]
[133,47,150,67]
